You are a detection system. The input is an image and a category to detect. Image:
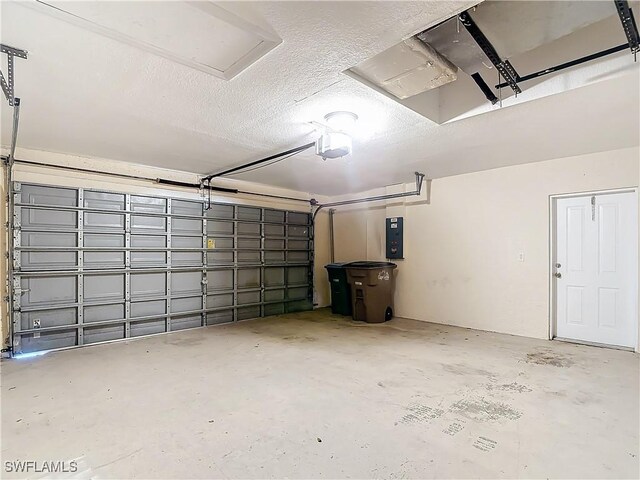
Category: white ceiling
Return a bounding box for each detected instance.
[1,1,639,196]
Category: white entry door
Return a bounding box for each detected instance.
[555,191,638,348]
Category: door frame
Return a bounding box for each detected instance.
[548,187,639,351]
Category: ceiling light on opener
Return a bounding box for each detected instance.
[324,111,358,133]
[315,111,358,160]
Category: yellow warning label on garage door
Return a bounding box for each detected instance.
[207,238,215,249]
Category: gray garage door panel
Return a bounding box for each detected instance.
[85,274,124,302]
[238,306,261,321]
[207,270,234,292]
[207,220,234,235]
[21,330,77,354]
[21,308,76,330]
[84,212,125,231]
[21,251,77,270]
[208,251,234,266]
[171,296,202,314]
[85,233,125,247]
[288,287,308,300]
[265,251,285,264]
[238,290,260,305]
[130,318,166,337]
[173,217,202,234]
[21,185,77,206]
[84,304,125,323]
[264,224,284,237]
[131,272,165,299]
[238,238,260,249]
[264,289,284,302]
[131,250,167,268]
[131,215,166,233]
[172,271,202,296]
[131,235,165,248]
[287,267,309,285]
[22,231,76,247]
[238,268,260,288]
[265,268,285,287]
[206,293,234,308]
[172,251,202,267]
[207,204,233,219]
[131,195,165,213]
[84,191,125,211]
[22,208,77,230]
[172,236,200,248]
[207,310,234,325]
[131,299,166,318]
[172,199,202,216]
[21,276,77,307]
[11,183,313,354]
[84,251,125,269]
[171,315,202,331]
[265,303,285,316]
[237,222,260,236]
[264,209,285,223]
[288,225,310,237]
[84,324,125,344]
[288,251,310,262]
[238,250,261,264]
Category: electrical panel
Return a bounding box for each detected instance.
[386,217,404,259]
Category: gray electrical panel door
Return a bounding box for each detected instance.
[10,183,313,354]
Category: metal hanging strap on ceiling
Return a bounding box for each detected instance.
[1,44,28,108]
[615,0,640,57]
[457,10,521,95]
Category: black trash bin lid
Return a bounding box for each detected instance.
[346,261,397,269]
[325,262,350,269]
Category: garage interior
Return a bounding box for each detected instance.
[1,1,639,479]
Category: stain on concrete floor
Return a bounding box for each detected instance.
[441,363,497,379]
[449,396,522,422]
[486,381,533,393]
[399,404,445,424]
[525,349,574,367]
[473,436,498,452]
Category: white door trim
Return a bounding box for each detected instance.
[549,187,639,351]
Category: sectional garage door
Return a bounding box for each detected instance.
[10,182,313,355]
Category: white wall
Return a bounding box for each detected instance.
[332,147,639,340]
[0,148,332,349]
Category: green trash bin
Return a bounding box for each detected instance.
[325,263,352,316]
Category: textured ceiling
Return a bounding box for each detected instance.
[1,1,639,195]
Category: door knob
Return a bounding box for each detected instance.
[554,272,562,278]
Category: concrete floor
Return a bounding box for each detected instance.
[1,309,638,479]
